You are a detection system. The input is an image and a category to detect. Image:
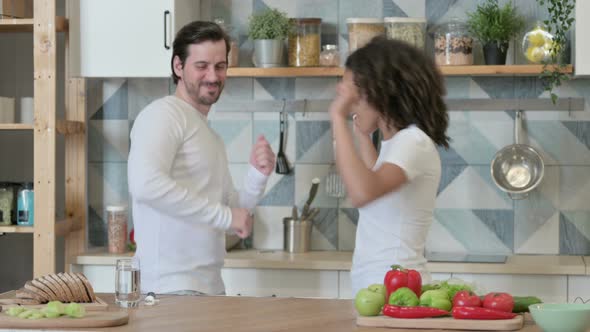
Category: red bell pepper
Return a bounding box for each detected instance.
[384,265,422,300]
[452,306,518,320]
[383,304,448,319]
[453,290,482,308]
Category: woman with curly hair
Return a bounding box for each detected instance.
[329,36,449,297]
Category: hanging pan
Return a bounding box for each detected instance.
[491,111,544,200]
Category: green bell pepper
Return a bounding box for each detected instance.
[389,287,419,306]
[419,289,452,311]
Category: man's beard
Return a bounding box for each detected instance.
[197,82,223,105]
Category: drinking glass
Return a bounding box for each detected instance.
[115,258,141,308]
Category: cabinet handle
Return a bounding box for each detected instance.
[164,10,171,50]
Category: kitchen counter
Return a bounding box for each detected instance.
[60,294,542,332]
[74,249,587,275]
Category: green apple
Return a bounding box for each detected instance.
[355,285,386,316]
[368,284,387,302]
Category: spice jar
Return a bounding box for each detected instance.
[214,18,239,67]
[384,17,426,50]
[434,18,474,66]
[319,44,340,67]
[107,205,128,254]
[346,18,384,53]
[16,182,34,226]
[0,183,16,226]
[288,18,322,67]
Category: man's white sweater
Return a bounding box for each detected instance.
[128,95,268,295]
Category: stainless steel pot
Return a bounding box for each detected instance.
[491,111,544,200]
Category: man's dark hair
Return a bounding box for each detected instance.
[345,36,450,148]
[171,21,231,84]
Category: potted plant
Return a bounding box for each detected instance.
[466,0,525,65]
[248,8,291,68]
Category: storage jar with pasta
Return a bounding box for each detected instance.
[346,18,384,53]
[384,17,426,50]
[288,18,321,67]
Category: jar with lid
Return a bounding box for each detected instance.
[214,18,239,67]
[384,17,426,50]
[288,18,322,67]
[0,183,16,226]
[319,44,340,67]
[107,205,128,254]
[346,18,385,53]
[16,182,34,226]
[434,18,474,66]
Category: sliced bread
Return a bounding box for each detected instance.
[68,272,91,303]
[76,273,97,302]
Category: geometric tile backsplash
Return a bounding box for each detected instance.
[88,0,590,255]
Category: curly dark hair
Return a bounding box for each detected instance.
[171,21,231,85]
[345,36,450,148]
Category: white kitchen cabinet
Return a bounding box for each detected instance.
[221,268,339,298]
[452,274,567,303]
[567,276,590,303]
[69,0,200,77]
[575,0,590,76]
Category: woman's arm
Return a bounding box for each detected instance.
[331,115,407,207]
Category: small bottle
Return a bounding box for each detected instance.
[320,44,340,67]
[17,182,34,226]
[214,18,239,67]
[107,205,128,254]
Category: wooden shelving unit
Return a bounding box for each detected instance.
[227,64,573,78]
[0,1,87,277]
[0,16,68,32]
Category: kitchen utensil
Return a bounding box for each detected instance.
[306,208,320,221]
[491,111,544,200]
[291,206,299,221]
[283,218,312,253]
[357,314,523,331]
[301,178,320,219]
[275,104,290,175]
[325,164,346,198]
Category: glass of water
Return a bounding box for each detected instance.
[115,258,141,308]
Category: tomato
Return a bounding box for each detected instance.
[483,292,514,313]
[129,228,135,244]
[453,290,482,308]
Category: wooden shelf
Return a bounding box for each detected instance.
[0,123,33,130]
[0,16,68,32]
[227,65,573,78]
[0,225,34,233]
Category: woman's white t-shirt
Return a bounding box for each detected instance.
[351,125,441,296]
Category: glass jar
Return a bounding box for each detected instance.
[384,17,426,50]
[346,18,384,53]
[0,183,15,226]
[16,182,34,226]
[288,18,322,67]
[522,22,554,64]
[214,18,239,67]
[107,205,128,254]
[434,18,474,66]
[319,44,340,67]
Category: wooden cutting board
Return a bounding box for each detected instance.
[0,290,108,311]
[357,314,524,331]
[0,311,129,329]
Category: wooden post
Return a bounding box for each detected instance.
[64,0,87,272]
[33,0,57,277]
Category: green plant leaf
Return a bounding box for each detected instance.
[247,8,291,40]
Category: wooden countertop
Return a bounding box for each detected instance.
[74,250,588,275]
[65,295,542,332]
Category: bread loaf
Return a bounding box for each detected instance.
[15,273,97,303]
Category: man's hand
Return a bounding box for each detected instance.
[250,135,275,176]
[230,208,253,239]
